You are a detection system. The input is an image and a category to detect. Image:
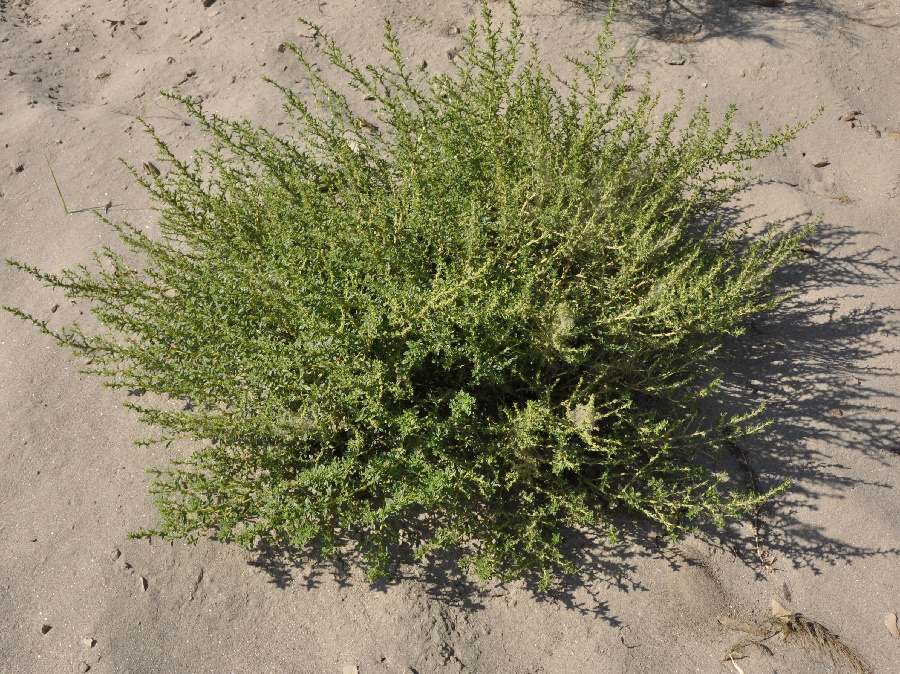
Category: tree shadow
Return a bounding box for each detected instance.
[564,0,899,44]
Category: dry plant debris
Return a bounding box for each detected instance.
[726,439,777,572]
[718,599,871,674]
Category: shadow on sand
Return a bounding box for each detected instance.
[564,0,898,44]
[707,216,900,577]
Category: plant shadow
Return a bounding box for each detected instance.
[704,214,900,577]
[565,0,898,44]
[245,516,664,624]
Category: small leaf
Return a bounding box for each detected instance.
[771,599,793,620]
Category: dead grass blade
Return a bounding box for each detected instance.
[718,601,871,674]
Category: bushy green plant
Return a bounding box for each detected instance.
[5,3,815,587]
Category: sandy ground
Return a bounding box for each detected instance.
[2,0,899,672]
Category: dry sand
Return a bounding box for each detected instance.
[2,0,899,672]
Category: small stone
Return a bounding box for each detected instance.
[116,558,131,572]
[868,125,881,139]
[78,663,90,673]
[202,0,216,7]
[812,159,830,168]
[40,624,52,634]
[167,56,175,64]
[184,69,196,78]
[82,637,96,648]
[51,304,60,313]
[839,112,857,122]
[139,576,148,591]
[828,408,843,417]
[447,24,460,36]
[886,612,900,639]
[420,59,428,69]
[342,667,359,674]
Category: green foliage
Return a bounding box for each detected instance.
[5,3,815,587]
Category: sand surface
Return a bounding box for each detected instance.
[2,0,899,672]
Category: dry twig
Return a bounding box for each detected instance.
[718,601,871,674]
[727,439,777,571]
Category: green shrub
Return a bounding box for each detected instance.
[5,3,815,587]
